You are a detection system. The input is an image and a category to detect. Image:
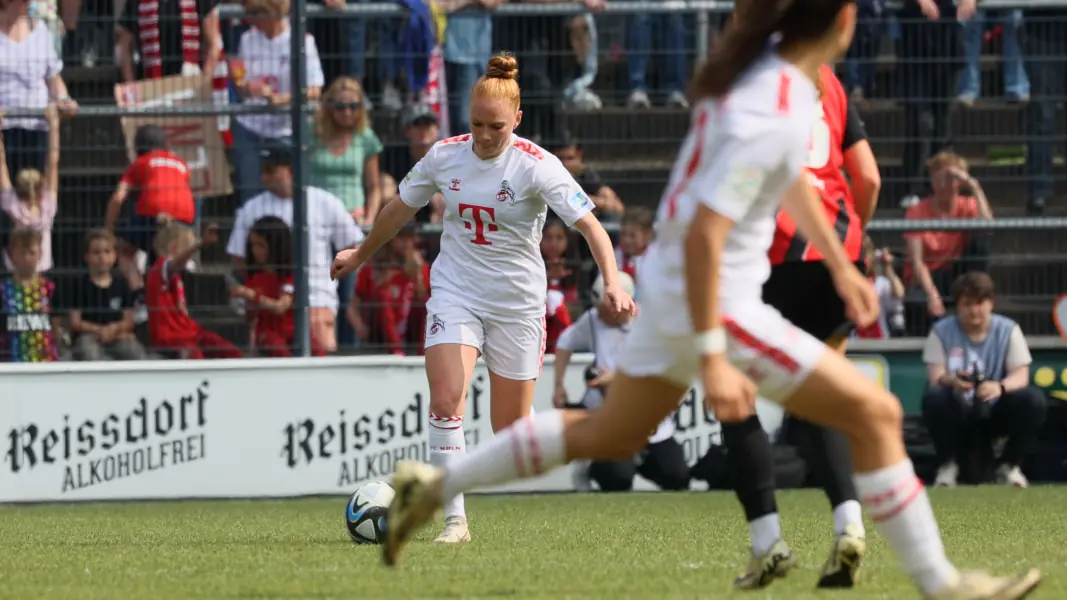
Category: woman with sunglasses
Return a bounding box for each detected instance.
[309,76,383,348]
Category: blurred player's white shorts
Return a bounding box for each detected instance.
[425,294,547,380]
[616,294,826,404]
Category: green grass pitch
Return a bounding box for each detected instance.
[1,487,1062,599]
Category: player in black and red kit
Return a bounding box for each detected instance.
[724,63,882,590]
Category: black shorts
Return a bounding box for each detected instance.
[761,260,866,341]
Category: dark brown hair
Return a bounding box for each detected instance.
[952,271,995,303]
[688,0,854,100]
[84,228,117,251]
[621,206,655,232]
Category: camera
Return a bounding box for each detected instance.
[584,365,602,384]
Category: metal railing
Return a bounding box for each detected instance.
[1,0,1065,361]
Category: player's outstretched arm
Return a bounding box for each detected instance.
[331,200,419,280]
[574,213,635,316]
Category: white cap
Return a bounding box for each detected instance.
[590,271,635,304]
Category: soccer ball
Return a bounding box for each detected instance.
[345,481,395,545]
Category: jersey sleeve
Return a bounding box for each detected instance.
[398,146,440,209]
[120,159,141,187]
[690,126,789,223]
[536,156,594,227]
[842,98,868,151]
[225,206,252,257]
[304,34,325,88]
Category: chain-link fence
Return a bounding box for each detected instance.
[0,0,1064,362]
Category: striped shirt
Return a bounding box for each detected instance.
[226,187,363,311]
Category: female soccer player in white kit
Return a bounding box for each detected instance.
[331,54,635,544]
[380,1,1042,597]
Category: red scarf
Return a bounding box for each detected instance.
[138,0,201,79]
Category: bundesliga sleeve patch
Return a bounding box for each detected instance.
[719,165,767,208]
[569,190,593,212]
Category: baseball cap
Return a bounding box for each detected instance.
[399,103,438,130]
[590,272,635,304]
[260,145,294,167]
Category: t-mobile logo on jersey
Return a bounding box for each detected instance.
[458,203,497,246]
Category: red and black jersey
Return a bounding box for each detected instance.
[768,65,867,265]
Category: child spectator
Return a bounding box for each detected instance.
[347,223,429,356]
[542,218,578,352]
[0,228,60,362]
[0,106,59,274]
[550,135,623,220]
[105,125,197,266]
[228,216,325,357]
[146,222,242,359]
[855,236,906,340]
[615,206,654,284]
[57,229,147,361]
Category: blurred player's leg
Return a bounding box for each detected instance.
[733,306,1041,600]
[384,374,687,567]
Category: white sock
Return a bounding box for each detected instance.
[429,413,466,520]
[855,460,958,596]
[833,500,865,537]
[442,410,566,501]
[749,513,782,556]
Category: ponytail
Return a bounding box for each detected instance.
[687,0,794,101]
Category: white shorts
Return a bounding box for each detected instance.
[616,298,826,404]
[424,294,547,381]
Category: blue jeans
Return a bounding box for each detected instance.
[445,61,484,135]
[335,271,359,349]
[843,0,884,94]
[958,10,1029,99]
[347,0,399,83]
[1025,20,1067,201]
[626,12,687,95]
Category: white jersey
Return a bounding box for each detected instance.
[236,25,325,139]
[399,134,594,320]
[640,52,819,334]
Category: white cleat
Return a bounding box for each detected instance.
[996,464,1029,488]
[433,516,471,543]
[382,461,445,567]
[817,523,866,588]
[925,569,1042,600]
[935,462,959,487]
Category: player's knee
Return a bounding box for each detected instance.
[428,381,465,417]
[855,389,904,441]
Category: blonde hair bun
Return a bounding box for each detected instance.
[486,54,519,81]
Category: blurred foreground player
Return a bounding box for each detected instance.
[723,60,881,588]
[380,1,1042,598]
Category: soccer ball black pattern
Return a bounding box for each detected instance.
[345,481,395,545]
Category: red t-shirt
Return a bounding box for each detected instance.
[248,271,295,339]
[146,257,197,346]
[121,150,196,223]
[903,195,981,281]
[356,264,431,352]
[769,65,864,264]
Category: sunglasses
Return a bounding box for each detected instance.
[331,102,362,112]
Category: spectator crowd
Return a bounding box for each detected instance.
[0,0,1064,364]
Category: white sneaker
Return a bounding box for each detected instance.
[571,460,594,492]
[666,90,689,109]
[935,462,959,487]
[925,569,1041,600]
[433,515,471,543]
[627,89,651,109]
[996,464,1028,488]
[568,88,603,111]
